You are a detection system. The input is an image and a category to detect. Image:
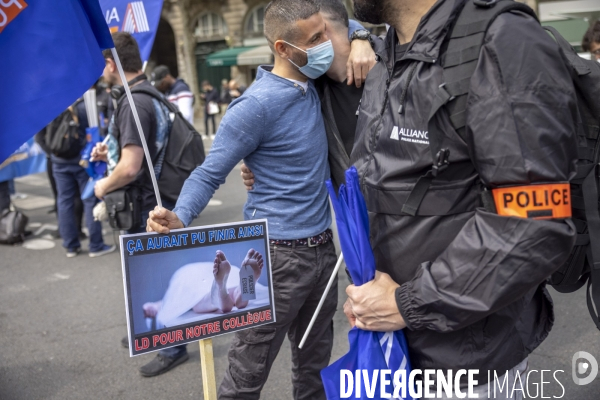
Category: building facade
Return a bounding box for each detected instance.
[150,0,598,109]
[149,0,353,106]
[539,0,600,53]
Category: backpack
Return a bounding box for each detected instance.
[403,0,600,329]
[116,86,206,204]
[45,99,85,159]
[0,208,28,245]
[543,27,600,330]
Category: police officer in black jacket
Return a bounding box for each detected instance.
[345,0,579,396]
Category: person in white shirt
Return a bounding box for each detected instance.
[150,65,195,124]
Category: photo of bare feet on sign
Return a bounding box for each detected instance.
[124,232,273,338]
[137,248,268,334]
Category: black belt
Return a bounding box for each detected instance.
[270,229,333,248]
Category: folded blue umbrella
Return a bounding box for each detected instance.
[80,126,107,200]
[321,167,413,400]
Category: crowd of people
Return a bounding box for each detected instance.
[2,0,600,399]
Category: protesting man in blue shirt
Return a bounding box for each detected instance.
[147,1,338,398]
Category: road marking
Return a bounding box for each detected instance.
[48,273,70,282]
[208,199,223,206]
[8,284,29,293]
[22,239,55,250]
[11,194,54,210]
[33,223,58,236]
[14,174,49,187]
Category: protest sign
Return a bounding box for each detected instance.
[121,219,275,356]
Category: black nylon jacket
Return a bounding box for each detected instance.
[351,0,579,378]
[315,78,355,192]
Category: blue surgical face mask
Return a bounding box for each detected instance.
[285,39,334,79]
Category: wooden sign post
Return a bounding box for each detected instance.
[199,339,218,400]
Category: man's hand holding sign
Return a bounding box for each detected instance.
[146,206,184,233]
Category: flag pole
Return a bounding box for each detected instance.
[110,48,162,209]
[298,253,344,349]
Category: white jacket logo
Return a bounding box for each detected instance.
[390,126,429,145]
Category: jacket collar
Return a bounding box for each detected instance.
[381,0,467,65]
[256,65,313,91]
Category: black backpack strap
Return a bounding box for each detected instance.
[130,87,199,137]
[127,86,180,114]
[443,0,537,136]
[111,86,169,182]
[583,165,600,329]
[115,85,177,114]
[114,85,169,145]
[543,26,593,76]
[401,87,452,215]
[401,0,537,216]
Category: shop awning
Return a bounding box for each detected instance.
[237,45,273,66]
[206,46,273,67]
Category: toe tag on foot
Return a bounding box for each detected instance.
[240,265,256,301]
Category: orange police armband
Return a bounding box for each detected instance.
[491,183,572,220]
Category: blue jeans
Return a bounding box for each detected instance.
[127,201,187,358]
[53,162,105,252]
[204,112,216,136]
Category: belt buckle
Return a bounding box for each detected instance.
[307,236,319,248]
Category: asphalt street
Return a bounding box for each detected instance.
[1,163,600,399]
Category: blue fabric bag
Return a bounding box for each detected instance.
[80,127,107,200]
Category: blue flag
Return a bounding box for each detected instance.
[99,0,163,62]
[0,0,113,163]
[0,138,46,183]
[321,167,413,399]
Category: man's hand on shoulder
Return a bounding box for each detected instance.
[346,271,406,331]
[147,206,184,234]
[240,163,255,191]
[347,39,377,88]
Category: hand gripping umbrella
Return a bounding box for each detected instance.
[320,167,413,400]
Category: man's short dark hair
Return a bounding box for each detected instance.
[582,20,600,52]
[264,0,321,46]
[102,32,143,73]
[315,0,349,28]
